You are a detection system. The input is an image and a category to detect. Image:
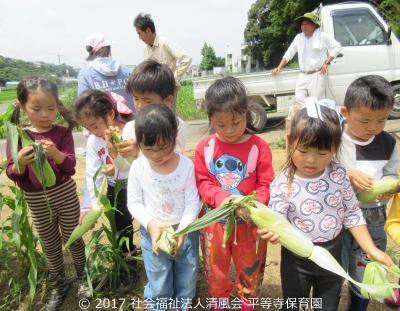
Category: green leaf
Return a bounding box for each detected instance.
[4,120,20,173]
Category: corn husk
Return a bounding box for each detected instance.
[156,226,178,256]
[357,179,400,203]
[110,130,136,164]
[174,192,400,301]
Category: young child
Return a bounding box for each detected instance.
[194,76,274,311]
[337,75,399,310]
[109,59,186,171]
[127,104,200,311]
[5,77,90,311]
[73,89,138,294]
[257,99,393,311]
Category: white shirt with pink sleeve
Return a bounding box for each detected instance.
[269,161,366,243]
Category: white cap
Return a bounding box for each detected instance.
[85,34,115,52]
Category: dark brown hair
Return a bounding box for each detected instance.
[85,46,111,61]
[11,76,78,130]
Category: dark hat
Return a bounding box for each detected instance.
[294,13,320,29]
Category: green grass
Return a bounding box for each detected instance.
[176,84,207,121]
[0,89,17,103]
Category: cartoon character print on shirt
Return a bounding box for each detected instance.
[204,138,259,194]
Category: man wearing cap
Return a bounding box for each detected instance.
[77,33,135,112]
[272,12,341,105]
[133,13,192,114]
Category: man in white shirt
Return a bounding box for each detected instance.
[133,13,192,114]
[272,13,341,105]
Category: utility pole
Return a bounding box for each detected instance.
[57,54,63,91]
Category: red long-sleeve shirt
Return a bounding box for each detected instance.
[6,125,76,192]
[194,134,274,207]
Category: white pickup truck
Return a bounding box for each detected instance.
[193,2,400,130]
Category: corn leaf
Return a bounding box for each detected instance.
[0,103,15,127]
[4,120,20,173]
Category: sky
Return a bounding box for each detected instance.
[0,0,256,71]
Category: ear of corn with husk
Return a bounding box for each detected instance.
[174,192,400,301]
[361,262,400,302]
[110,130,136,164]
[357,179,400,203]
[5,120,56,221]
[156,226,178,256]
[65,166,106,248]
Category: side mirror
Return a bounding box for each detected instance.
[385,26,392,45]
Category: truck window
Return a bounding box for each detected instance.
[332,8,385,46]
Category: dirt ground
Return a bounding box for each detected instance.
[1,146,400,311]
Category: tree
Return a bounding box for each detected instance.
[199,43,221,71]
[376,0,400,35]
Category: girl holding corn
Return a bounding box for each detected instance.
[73,89,138,294]
[257,98,392,311]
[5,77,89,311]
[194,76,274,311]
[127,104,200,311]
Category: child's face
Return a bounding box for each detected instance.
[140,138,174,167]
[210,111,247,144]
[18,92,58,132]
[77,112,114,139]
[132,92,173,112]
[291,140,335,179]
[341,106,391,142]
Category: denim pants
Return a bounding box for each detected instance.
[140,225,199,311]
[341,205,387,296]
[280,231,343,311]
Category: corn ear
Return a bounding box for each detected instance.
[357,179,400,203]
[110,130,136,164]
[247,201,314,258]
[156,226,178,256]
[65,173,107,248]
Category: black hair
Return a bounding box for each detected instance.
[135,104,177,150]
[133,13,156,33]
[205,76,259,133]
[284,105,342,187]
[85,45,111,61]
[344,75,394,112]
[11,76,79,130]
[73,89,134,124]
[126,59,175,100]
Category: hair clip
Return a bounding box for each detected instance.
[305,97,343,125]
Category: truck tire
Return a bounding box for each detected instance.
[250,102,267,132]
[390,84,400,119]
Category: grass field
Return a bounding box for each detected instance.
[0,89,17,103]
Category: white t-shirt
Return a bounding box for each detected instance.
[81,134,129,211]
[127,154,200,231]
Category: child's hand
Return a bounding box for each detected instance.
[257,228,280,244]
[101,164,115,176]
[220,194,242,207]
[105,126,122,154]
[176,234,186,251]
[115,139,140,158]
[347,170,374,192]
[18,146,35,167]
[376,177,398,201]
[147,220,170,256]
[366,247,393,268]
[41,140,65,164]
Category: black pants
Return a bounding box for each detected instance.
[107,186,135,254]
[280,231,343,311]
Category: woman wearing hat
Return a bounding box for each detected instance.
[77,34,135,113]
[271,12,341,105]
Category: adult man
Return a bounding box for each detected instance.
[272,12,341,105]
[133,13,192,114]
